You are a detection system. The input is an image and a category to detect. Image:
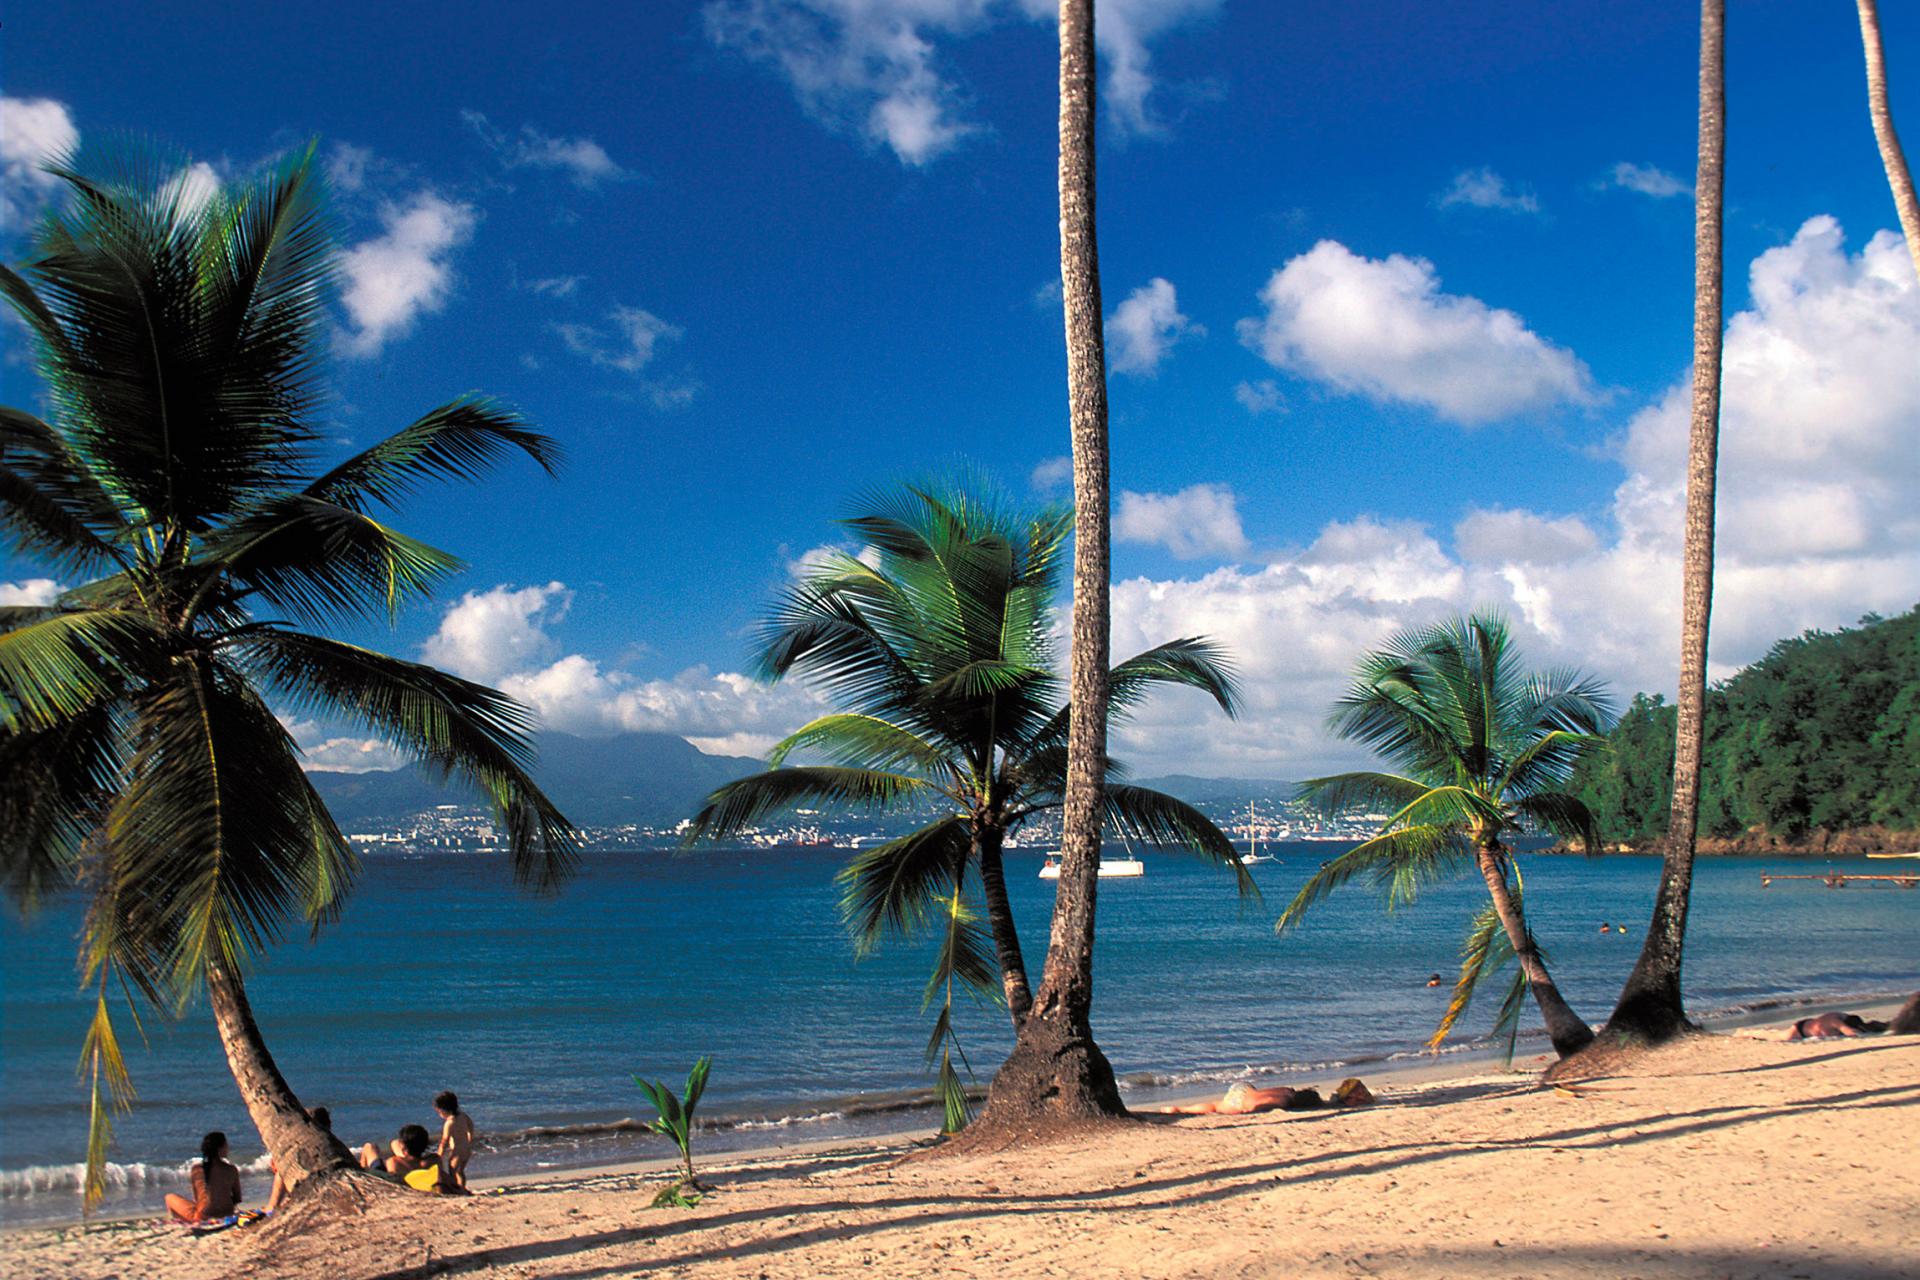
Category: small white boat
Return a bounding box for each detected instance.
[1038,853,1145,879]
[1866,852,1920,860]
[1239,801,1278,865]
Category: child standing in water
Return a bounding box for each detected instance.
[435,1091,474,1190]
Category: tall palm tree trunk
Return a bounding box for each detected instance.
[972,0,1126,1132]
[1857,0,1920,282]
[1606,0,1726,1046]
[1475,850,1593,1057]
[206,956,359,1193]
[973,824,1033,1027]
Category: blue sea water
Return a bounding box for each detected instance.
[1,845,1913,1224]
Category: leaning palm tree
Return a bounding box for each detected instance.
[1603,0,1727,1049]
[1276,614,1613,1059]
[970,0,1127,1137]
[686,480,1249,1128]
[1855,0,1920,283]
[0,141,576,1207]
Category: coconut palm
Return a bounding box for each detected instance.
[1605,0,1727,1047]
[686,480,1248,1128]
[0,141,577,1206]
[1276,614,1613,1059]
[1855,0,1920,283]
[969,0,1127,1136]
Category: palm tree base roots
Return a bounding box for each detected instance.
[945,1015,1128,1152]
[1542,1020,1708,1083]
[258,1166,412,1236]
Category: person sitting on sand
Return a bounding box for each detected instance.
[165,1131,243,1223]
[265,1106,331,1213]
[1156,1083,1321,1116]
[1787,1012,1887,1041]
[359,1123,438,1180]
[435,1091,474,1190]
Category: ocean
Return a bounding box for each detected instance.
[1,846,1913,1225]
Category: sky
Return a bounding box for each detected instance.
[3,0,1919,779]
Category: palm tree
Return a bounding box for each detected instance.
[1604,0,1726,1048]
[969,0,1128,1133]
[685,480,1249,1128]
[1856,0,1920,283]
[1276,614,1613,1059]
[0,142,577,1206]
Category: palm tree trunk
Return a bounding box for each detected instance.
[1607,0,1725,1047]
[206,955,359,1195]
[973,824,1033,1028]
[1857,0,1920,282]
[971,0,1125,1132]
[1475,849,1593,1057]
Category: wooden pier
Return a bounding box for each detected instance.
[1759,872,1919,889]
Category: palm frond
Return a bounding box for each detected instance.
[687,766,935,844]
[77,980,137,1211]
[1296,770,1429,816]
[304,397,561,512]
[0,609,158,731]
[0,701,124,908]
[1104,784,1257,899]
[1512,791,1604,855]
[835,817,971,951]
[1275,824,1468,932]
[766,713,956,782]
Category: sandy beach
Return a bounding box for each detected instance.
[6,1011,1914,1280]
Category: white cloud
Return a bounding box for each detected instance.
[337,192,478,357]
[1114,484,1249,559]
[1031,278,1062,310]
[1436,167,1540,214]
[555,305,682,373]
[0,578,61,605]
[1107,276,1202,375]
[284,717,410,774]
[786,542,880,578]
[500,656,825,749]
[421,582,571,684]
[1236,239,1596,425]
[1453,508,1599,565]
[1112,215,1920,775]
[1030,455,1073,491]
[1234,378,1284,415]
[1,96,78,230]
[703,0,1218,165]
[527,275,584,298]
[161,162,221,217]
[462,111,631,187]
[1602,162,1691,199]
[326,143,374,193]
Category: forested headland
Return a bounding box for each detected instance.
[1568,606,1920,853]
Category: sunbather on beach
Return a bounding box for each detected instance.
[1156,1083,1318,1116]
[164,1132,243,1223]
[435,1091,474,1190]
[1787,1012,1887,1040]
[359,1123,439,1181]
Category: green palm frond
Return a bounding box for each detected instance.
[1104,784,1257,899]
[304,397,562,512]
[77,980,137,1210]
[920,873,991,1135]
[231,631,576,893]
[687,766,934,844]
[0,405,129,571]
[0,610,159,731]
[0,702,124,908]
[835,817,971,951]
[1512,791,1604,855]
[1275,825,1468,932]
[767,713,956,782]
[1297,770,1430,816]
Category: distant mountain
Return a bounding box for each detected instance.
[1132,775,1301,807]
[308,730,764,830]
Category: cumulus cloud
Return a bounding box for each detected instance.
[337,192,478,357]
[1236,239,1596,425]
[1030,455,1073,491]
[0,578,62,605]
[1436,167,1540,214]
[421,582,571,684]
[1,96,78,230]
[555,305,682,373]
[1113,214,1920,776]
[463,111,631,187]
[703,0,1218,165]
[284,717,410,774]
[1106,277,1202,375]
[1602,162,1691,199]
[1114,484,1249,559]
[1234,378,1284,415]
[161,162,222,217]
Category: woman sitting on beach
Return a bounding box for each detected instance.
[164,1132,243,1223]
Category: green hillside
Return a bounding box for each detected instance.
[1569,606,1920,846]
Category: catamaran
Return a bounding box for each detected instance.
[1240,801,1277,865]
[1037,852,1145,879]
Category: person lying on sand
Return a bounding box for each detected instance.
[1787,1012,1887,1041]
[165,1131,242,1223]
[359,1123,438,1180]
[1156,1083,1322,1116]
[435,1091,474,1190]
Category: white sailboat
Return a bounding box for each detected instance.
[1240,801,1277,865]
[1037,851,1145,879]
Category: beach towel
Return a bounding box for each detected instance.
[403,1167,442,1193]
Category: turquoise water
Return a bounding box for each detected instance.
[1,846,1913,1224]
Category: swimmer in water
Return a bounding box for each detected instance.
[1425,973,1443,987]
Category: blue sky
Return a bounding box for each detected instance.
[4,1,1919,776]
